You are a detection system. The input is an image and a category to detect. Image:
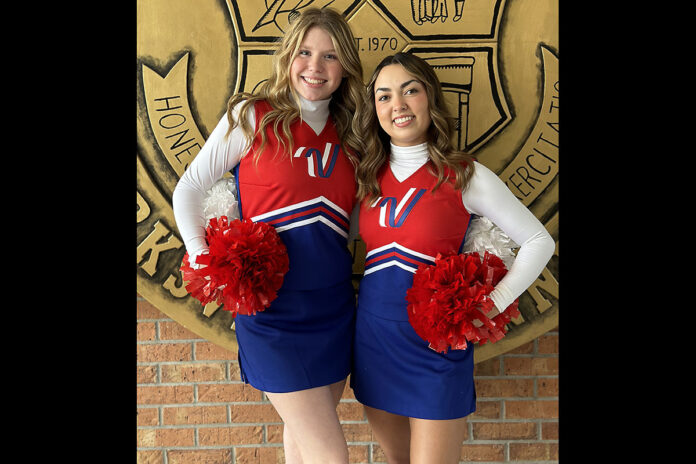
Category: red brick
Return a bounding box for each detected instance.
[137,365,158,384]
[137,300,167,319]
[538,377,559,397]
[507,340,534,354]
[198,383,263,403]
[136,450,163,464]
[342,423,373,442]
[505,400,558,419]
[474,357,500,376]
[460,444,505,462]
[195,341,237,360]
[538,333,559,354]
[472,422,537,440]
[372,445,386,462]
[137,343,192,363]
[198,426,264,446]
[160,362,227,382]
[474,378,534,398]
[167,449,233,464]
[509,442,559,461]
[348,444,368,463]
[230,404,281,423]
[137,428,195,447]
[137,322,157,341]
[230,361,242,381]
[503,357,558,376]
[266,424,283,443]
[134,292,560,464]
[163,405,228,425]
[542,421,559,439]
[234,446,283,464]
[341,386,356,400]
[137,385,194,405]
[469,400,501,419]
[137,407,159,426]
[160,321,201,340]
[337,401,365,421]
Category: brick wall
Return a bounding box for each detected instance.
[137,295,558,463]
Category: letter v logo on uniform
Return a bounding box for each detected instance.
[371,188,426,228]
[293,143,340,178]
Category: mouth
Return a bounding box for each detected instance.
[301,76,327,87]
[393,115,415,127]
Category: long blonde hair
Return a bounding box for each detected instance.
[356,53,475,203]
[225,8,364,166]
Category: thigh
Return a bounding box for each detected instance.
[409,417,467,464]
[363,406,410,464]
[329,378,347,406]
[266,380,349,464]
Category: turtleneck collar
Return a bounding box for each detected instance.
[390,141,429,164]
[297,95,331,135]
[387,141,429,182]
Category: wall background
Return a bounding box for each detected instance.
[137,295,558,464]
[137,1,559,462]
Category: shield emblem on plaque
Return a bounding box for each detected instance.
[137,0,558,362]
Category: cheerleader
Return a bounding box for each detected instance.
[352,53,555,463]
[172,9,364,464]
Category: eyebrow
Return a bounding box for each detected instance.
[375,79,419,93]
[299,44,337,54]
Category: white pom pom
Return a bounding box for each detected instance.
[461,216,518,269]
[203,176,239,223]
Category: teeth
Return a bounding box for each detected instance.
[394,116,414,124]
[303,77,325,85]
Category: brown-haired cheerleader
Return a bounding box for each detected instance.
[351,53,555,463]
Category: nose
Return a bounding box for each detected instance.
[392,96,408,112]
[308,54,323,72]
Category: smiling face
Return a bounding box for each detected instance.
[290,26,345,101]
[373,64,431,147]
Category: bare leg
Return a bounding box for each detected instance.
[409,417,467,464]
[282,425,303,464]
[364,405,411,464]
[266,379,349,464]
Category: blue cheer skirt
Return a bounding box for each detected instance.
[350,306,476,420]
[234,279,356,393]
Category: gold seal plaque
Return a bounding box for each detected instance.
[136,0,558,363]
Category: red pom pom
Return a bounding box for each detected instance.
[180,216,290,317]
[405,251,520,353]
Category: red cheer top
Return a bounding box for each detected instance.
[358,161,471,320]
[234,100,357,290]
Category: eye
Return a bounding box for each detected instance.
[324,54,338,60]
[404,87,419,95]
[298,49,310,56]
[377,94,390,102]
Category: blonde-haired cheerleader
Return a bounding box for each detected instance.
[173,8,365,463]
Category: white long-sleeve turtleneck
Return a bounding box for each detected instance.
[383,142,555,313]
[172,96,332,261]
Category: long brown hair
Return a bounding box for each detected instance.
[356,53,475,203]
[225,8,364,166]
